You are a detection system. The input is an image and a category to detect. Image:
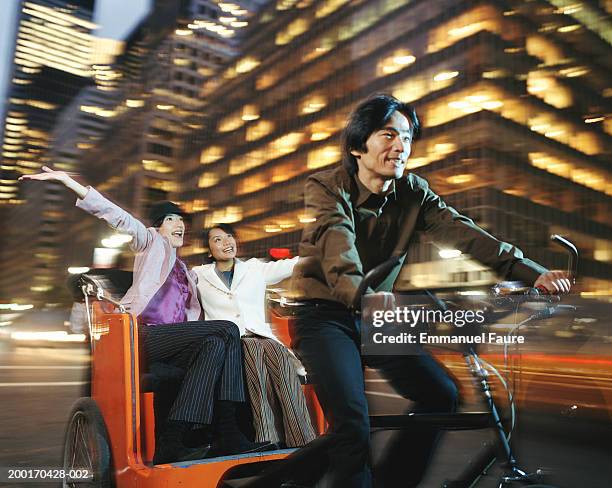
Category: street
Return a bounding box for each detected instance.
[0,342,89,487]
[0,341,610,487]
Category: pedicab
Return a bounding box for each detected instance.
[61,274,326,488]
[63,235,577,488]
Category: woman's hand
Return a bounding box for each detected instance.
[19,165,69,183]
[19,166,88,199]
[534,270,572,294]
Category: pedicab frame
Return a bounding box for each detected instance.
[62,277,325,488]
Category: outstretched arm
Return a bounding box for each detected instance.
[260,256,300,285]
[19,166,88,199]
[20,166,152,252]
[415,175,571,293]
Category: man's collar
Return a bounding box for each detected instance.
[353,174,397,208]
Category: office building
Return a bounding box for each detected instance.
[63,0,271,285]
[0,0,97,304]
[179,0,611,294]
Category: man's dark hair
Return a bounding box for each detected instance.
[342,94,420,175]
[204,223,238,260]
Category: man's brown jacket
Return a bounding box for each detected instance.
[291,165,547,308]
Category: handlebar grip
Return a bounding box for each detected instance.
[550,234,578,281]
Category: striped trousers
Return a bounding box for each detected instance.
[140,320,245,425]
[242,336,316,447]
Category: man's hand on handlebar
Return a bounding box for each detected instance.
[533,270,572,294]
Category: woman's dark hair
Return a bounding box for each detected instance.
[149,200,189,228]
[152,214,192,229]
[204,223,238,260]
[342,94,420,175]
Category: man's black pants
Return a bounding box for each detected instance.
[291,302,458,488]
[140,320,245,425]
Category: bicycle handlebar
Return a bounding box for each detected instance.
[551,234,578,281]
[351,255,402,310]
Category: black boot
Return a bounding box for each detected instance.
[153,420,211,465]
[209,401,275,456]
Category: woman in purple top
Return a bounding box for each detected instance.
[20,167,271,464]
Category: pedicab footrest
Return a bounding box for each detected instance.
[369,412,491,430]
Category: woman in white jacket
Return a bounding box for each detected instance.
[193,223,315,448]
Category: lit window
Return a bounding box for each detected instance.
[428,5,502,53]
[272,161,302,183]
[276,18,309,45]
[300,94,327,114]
[229,149,266,174]
[558,66,589,78]
[433,71,459,82]
[192,199,208,212]
[264,224,282,233]
[277,0,299,10]
[246,120,274,141]
[302,36,336,62]
[142,159,172,173]
[377,49,415,76]
[198,172,219,188]
[236,56,260,74]
[526,35,564,65]
[603,118,612,137]
[5,117,26,124]
[527,71,572,108]
[393,77,428,103]
[207,206,243,225]
[529,153,610,194]
[237,174,267,195]
[316,0,351,18]
[218,112,244,132]
[242,104,260,121]
[26,99,57,110]
[223,67,238,80]
[446,174,474,185]
[307,145,341,169]
[256,71,279,90]
[269,132,304,158]
[200,146,225,164]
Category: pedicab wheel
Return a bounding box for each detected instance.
[62,397,112,488]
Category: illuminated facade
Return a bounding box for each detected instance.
[54,0,272,297]
[179,0,611,294]
[63,1,272,272]
[0,0,96,197]
[71,0,272,211]
[0,0,97,305]
[134,0,271,207]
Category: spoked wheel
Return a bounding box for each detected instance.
[62,397,112,488]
